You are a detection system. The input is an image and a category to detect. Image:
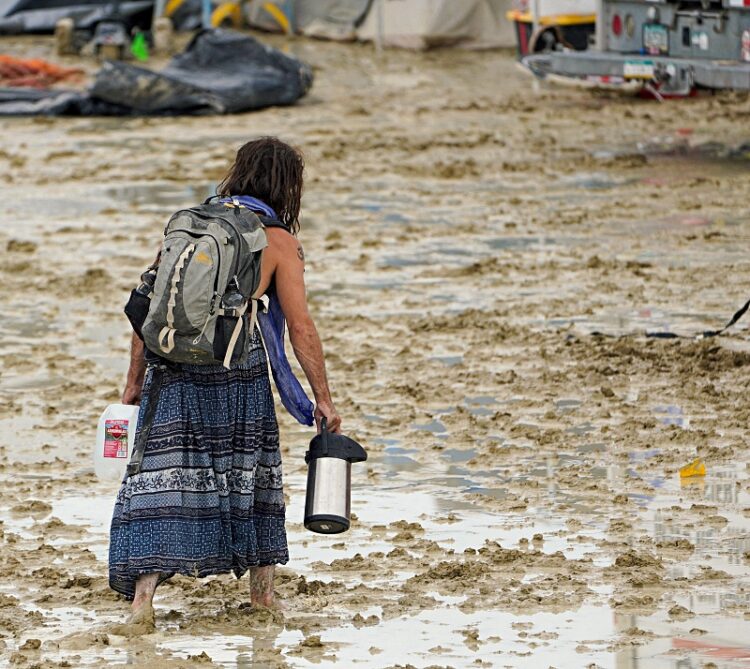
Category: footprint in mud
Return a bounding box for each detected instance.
[59,630,113,649]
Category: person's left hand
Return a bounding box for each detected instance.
[122,383,142,406]
[314,401,341,433]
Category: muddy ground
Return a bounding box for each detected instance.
[1,29,750,669]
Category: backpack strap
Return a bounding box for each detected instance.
[126,364,167,477]
[219,298,260,369]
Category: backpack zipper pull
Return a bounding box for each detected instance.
[193,312,213,345]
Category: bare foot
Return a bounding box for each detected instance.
[108,602,156,637]
[249,565,284,610]
[252,593,285,611]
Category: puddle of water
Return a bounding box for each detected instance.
[104,182,216,208]
[0,181,216,229]
[411,418,447,434]
[430,354,463,366]
[488,235,545,250]
[556,306,739,339]
[561,171,630,190]
[440,448,477,463]
[578,442,606,454]
[383,446,418,455]
[23,599,750,669]
[555,398,582,412]
[566,421,596,436]
[653,404,690,428]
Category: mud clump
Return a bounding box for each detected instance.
[11,500,52,516]
[613,551,662,569]
[6,239,37,253]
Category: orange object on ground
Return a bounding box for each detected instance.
[679,458,707,478]
[0,55,84,88]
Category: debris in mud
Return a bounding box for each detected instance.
[668,604,694,620]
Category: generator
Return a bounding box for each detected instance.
[524,0,750,93]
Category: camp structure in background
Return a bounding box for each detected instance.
[0,0,518,48]
[0,0,152,33]
[523,0,750,95]
[244,0,371,40]
[357,0,515,49]
[506,0,595,56]
[245,0,516,49]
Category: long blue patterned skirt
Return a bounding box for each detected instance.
[108,330,289,599]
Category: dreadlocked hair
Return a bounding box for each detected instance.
[217,137,304,234]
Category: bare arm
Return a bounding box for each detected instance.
[122,247,159,405]
[271,231,341,433]
[122,332,146,405]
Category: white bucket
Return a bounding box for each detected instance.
[94,404,140,481]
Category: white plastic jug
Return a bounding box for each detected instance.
[94,404,140,481]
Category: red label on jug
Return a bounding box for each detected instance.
[104,419,129,458]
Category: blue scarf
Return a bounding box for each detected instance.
[224,195,277,219]
[223,195,314,426]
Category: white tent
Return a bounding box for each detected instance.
[358,0,514,50]
[245,0,515,49]
[245,0,372,40]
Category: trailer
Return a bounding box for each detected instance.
[523,0,750,94]
[507,0,596,55]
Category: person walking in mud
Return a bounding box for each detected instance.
[108,137,341,633]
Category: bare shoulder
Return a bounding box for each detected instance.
[266,226,304,264]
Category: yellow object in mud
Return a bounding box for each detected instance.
[164,0,184,18]
[263,1,292,34]
[211,2,242,28]
[679,458,706,478]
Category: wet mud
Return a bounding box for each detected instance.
[1,31,750,669]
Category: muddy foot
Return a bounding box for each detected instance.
[254,594,286,612]
[108,602,156,637]
[239,601,285,624]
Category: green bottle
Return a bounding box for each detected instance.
[131,31,149,62]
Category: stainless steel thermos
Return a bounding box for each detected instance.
[304,418,367,534]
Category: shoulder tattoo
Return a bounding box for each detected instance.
[297,245,305,262]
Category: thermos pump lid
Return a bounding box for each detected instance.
[305,418,368,465]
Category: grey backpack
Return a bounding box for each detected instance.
[140,197,267,368]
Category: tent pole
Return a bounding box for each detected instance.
[152,0,166,27]
[375,0,384,52]
[202,0,212,29]
[531,0,540,34]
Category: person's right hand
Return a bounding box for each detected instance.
[122,384,142,406]
[314,401,341,434]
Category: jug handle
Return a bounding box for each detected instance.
[321,417,329,457]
